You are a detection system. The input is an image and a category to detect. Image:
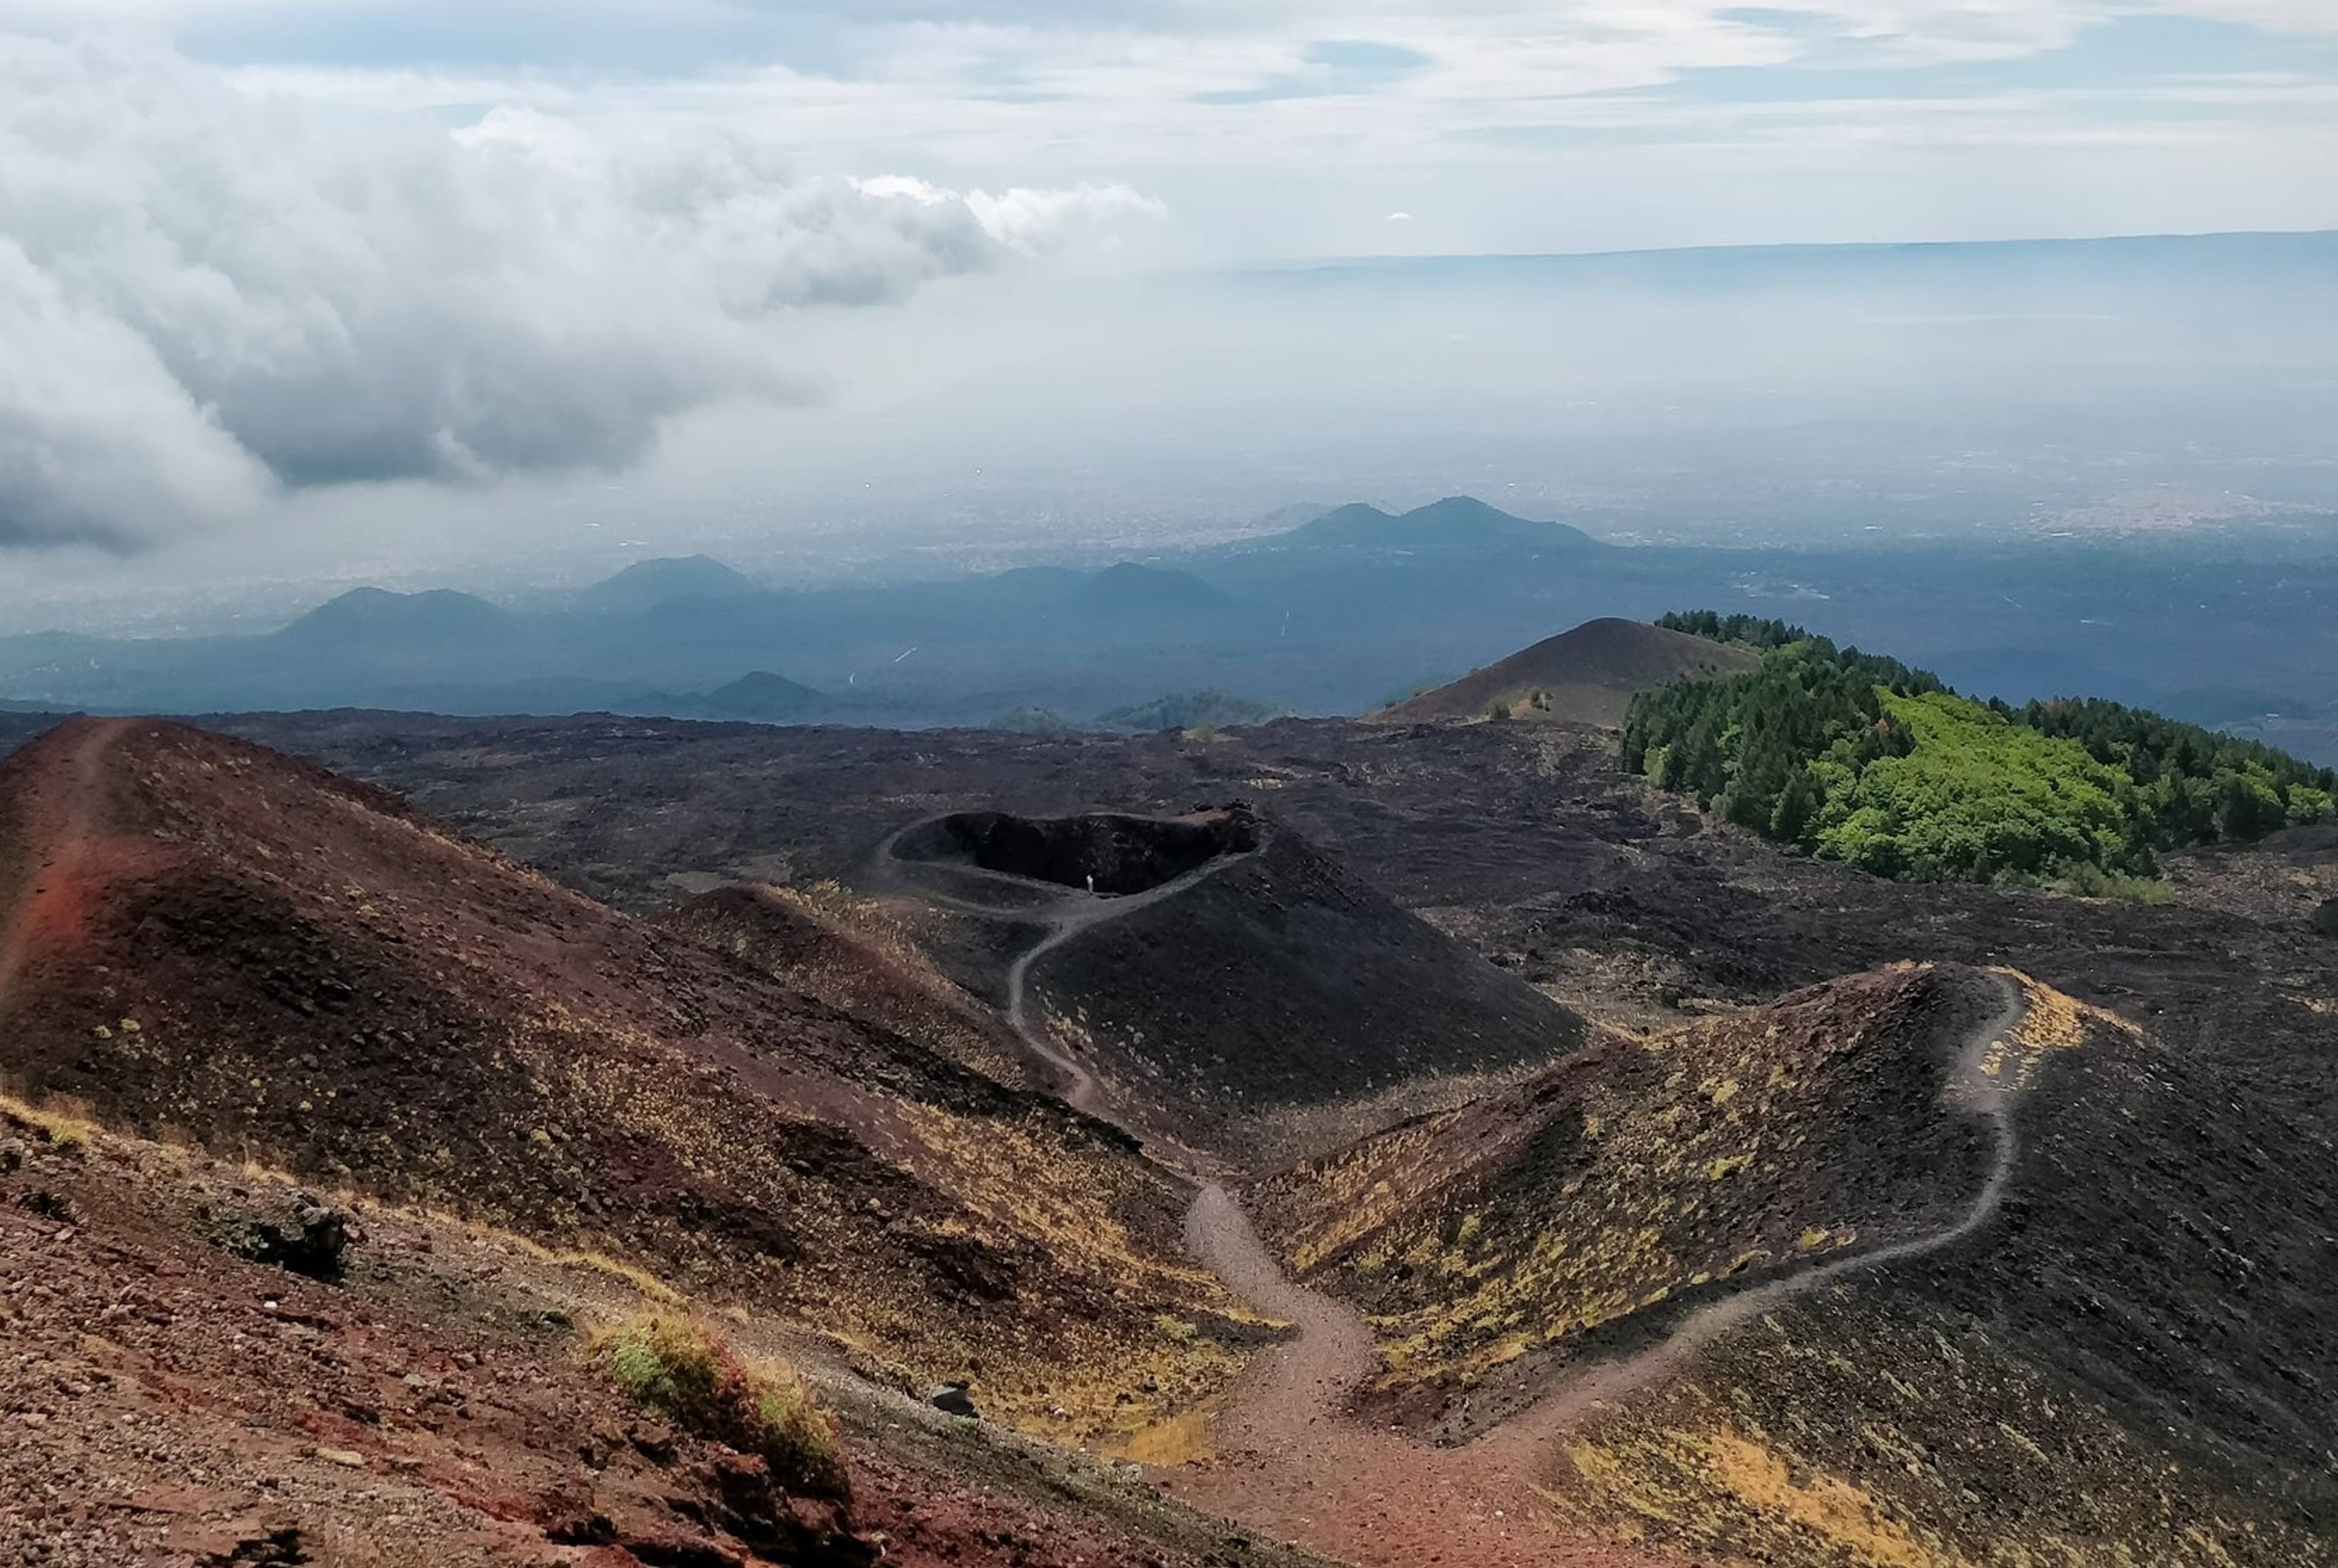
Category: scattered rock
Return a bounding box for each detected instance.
[220,1193,354,1281]
[197,1525,306,1566]
[630,1420,679,1464]
[15,1188,75,1223]
[538,1485,619,1546]
[925,1382,978,1419]
[2311,897,2338,937]
[700,1452,879,1567]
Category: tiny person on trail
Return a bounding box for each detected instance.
[1086,873,1095,894]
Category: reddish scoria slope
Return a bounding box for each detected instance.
[0,718,1255,1441]
[0,1097,1339,1568]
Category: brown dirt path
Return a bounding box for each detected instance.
[874,811,1676,1565]
[867,817,2029,1567]
[0,717,135,1016]
[1164,972,2026,1568]
[869,810,1268,1147]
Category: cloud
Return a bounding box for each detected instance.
[851,172,1166,255]
[0,236,271,548]
[0,32,1162,548]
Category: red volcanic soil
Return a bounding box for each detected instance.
[0,719,1255,1443]
[1164,1184,1680,1568]
[0,1099,1322,1568]
[0,718,1342,1566]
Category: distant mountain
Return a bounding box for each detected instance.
[1380,617,1761,726]
[9,511,2337,737]
[1073,562,1229,615]
[1277,496,1599,554]
[579,555,759,615]
[276,587,511,645]
[1096,690,1290,732]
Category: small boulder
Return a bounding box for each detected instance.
[15,1189,75,1223]
[629,1421,679,1465]
[222,1192,354,1281]
[924,1382,978,1419]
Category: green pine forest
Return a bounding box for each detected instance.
[1622,612,2337,887]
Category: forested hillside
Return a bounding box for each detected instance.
[1624,613,2337,884]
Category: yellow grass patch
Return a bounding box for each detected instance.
[1704,1430,1968,1568]
[0,1087,103,1150]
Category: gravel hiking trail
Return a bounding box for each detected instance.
[1168,970,2027,1568]
[0,717,133,1017]
[871,812,1269,1137]
[876,821,2032,1567]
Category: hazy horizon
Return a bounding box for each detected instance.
[5,2,2338,653]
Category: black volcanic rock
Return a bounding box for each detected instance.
[2312,897,2338,936]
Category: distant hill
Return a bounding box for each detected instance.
[1073,562,1228,616]
[618,669,829,725]
[698,669,826,721]
[276,586,511,645]
[1095,690,1290,732]
[579,554,759,615]
[1627,611,2338,882]
[1278,496,1598,555]
[1379,617,1761,726]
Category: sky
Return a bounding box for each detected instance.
[1,0,2336,602]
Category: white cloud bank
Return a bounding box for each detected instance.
[0,33,1162,548]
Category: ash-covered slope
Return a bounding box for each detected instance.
[1257,961,2338,1567]
[1252,964,2003,1423]
[0,1096,1335,1568]
[665,880,1036,1090]
[882,803,1589,1148]
[0,718,1251,1439]
[1381,617,1761,726]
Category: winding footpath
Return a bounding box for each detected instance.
[0,718,132,1020]
[873,824,2034,1568]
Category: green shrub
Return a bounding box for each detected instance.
[2048,862,2179,905]
[1626,609,2338,885]
[597,1317,849,1499]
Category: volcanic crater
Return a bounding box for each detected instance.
[890,806,1260,896]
